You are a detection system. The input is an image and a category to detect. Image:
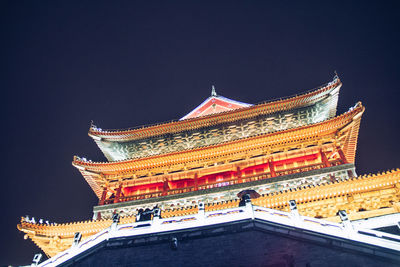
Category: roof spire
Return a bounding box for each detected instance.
[334,70,339,80]
[211,85,217,97]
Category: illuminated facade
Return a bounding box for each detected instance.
[18,76,400,263]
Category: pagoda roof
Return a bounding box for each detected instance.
[74,103,364,198]
[88,77,341,143]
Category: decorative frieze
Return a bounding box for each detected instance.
[105,100,336,161]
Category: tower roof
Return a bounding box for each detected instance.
[88,77,341,144]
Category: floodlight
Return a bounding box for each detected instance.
[74,232,82,245]
[338,210,348,221]
[112,213,120,224]
[289,200,297,211]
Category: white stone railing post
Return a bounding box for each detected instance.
[198,202,205,221]
[244,195,254,219]
[289,200,302,226]
[31,253,42,267]
[111,213,120,232]
[152,207,161,230]
[338,210,353,235]
[72,232,82,249]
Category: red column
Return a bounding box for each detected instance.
[162,179,169,196]
[114,184,122,203]
[236,167,242,183]
[99,187,108,205]
[268,160,276,177]
[320,149,331,167]
[337,147,348,164]
[194,173,198,190]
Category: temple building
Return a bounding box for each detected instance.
[18,76,400,266]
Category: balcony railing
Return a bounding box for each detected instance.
[103,161,343,205]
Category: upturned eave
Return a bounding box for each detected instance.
[73,103,364,197]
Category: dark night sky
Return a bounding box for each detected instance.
[1,1,400,265]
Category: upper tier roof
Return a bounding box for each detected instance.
[180,86,252,120]
[88,77,341,144]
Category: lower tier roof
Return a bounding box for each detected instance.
[18,168,400,258]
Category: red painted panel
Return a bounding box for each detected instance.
[241,153,319,173]
[123,182,164,195]
[197,171,236,185]
[122,154,319,194]
[169,178,195,189]
[274,153,318,165]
